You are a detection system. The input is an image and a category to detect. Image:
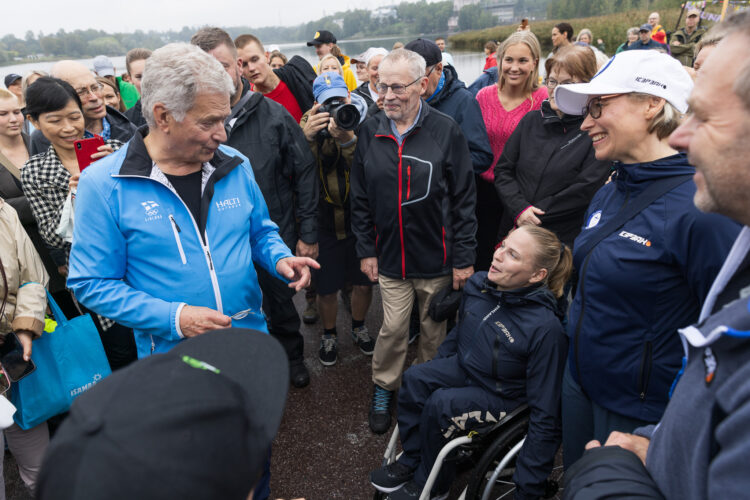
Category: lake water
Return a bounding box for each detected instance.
[2,36,490,89]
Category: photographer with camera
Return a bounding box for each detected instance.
[301,72,373,367]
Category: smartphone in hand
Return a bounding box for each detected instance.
[74,136,105,171]
[0,332,36,382]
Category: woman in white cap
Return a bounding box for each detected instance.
[553,50,741,468]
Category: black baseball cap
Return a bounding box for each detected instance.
[405,38,443,67]
[4,74,21,88]
[37,328,289,500]
[307,30,337,46]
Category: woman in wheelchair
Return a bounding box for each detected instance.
[371,225,572,500]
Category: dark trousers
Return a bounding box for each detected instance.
[83,304,138,371]
[397,356,505,493]
[561,365,653,469]
[255,264,304,363]
[475,176,503,271]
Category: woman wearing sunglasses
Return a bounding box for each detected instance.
[0,197,49,498]
[553,50,741,468]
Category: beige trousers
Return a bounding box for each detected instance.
[0,421,49,499]
[372,274,452,391]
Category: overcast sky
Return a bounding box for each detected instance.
[3,0,409,38]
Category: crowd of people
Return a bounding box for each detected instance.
[0,6,749,499]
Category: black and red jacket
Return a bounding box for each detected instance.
[350,103,477,279]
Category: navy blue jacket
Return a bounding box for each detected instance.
[568,154,739,422]
[428,64,493,173]
[468,66,498,97]
[439,273,567,500]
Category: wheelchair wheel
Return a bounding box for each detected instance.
[464,414,529,500]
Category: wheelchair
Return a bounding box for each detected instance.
[373,404,563,500]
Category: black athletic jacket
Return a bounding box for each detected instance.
[225,87,317,248]
[351,103,477,279]
[495,101,611,246]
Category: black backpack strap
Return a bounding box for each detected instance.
[575,174,693,257]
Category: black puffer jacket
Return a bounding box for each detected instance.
[351,102,477,279]
[225,88,317,247]
[29,106,137,156]
[274,56,317,116]
[494,100,611,246]
[352,81,376,108]
[124,99,146,128]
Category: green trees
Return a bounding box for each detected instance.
[458,4,498,31]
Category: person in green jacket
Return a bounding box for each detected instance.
[670,9,707,66]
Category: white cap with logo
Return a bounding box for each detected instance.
[554,50,694,116]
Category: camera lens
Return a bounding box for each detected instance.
[332,104,359,130]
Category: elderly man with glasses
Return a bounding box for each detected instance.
[28,60,136,156]
[350,48,477,434]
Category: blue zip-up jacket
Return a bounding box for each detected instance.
[67,129,293,358]
[568,153,739,422]
[438,273,567,500]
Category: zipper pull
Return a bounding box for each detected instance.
[169,215,181,232]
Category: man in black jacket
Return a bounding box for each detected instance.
[351,49,477,434]
[192,28,319,389]
[404,38,493,173]
[29,61,136,155]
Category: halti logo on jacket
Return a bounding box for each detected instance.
[216,197,241,211]
[618,230,652,247]
[141,201,162,221]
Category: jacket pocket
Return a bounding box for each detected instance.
[169,215,187,265]
[637,341,653,401]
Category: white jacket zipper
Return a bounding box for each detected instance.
[168,215,187,265]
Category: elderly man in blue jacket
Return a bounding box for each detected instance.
[67,43,318,359]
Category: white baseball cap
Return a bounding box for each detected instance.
[554,50,693,116]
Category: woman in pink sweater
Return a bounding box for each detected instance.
[475,31,548,269]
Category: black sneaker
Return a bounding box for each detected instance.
[351,325,375,355]
[370,461,414,493]
[368,384,393,434]
[318,334,337,366]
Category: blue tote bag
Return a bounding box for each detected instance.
[10,291,112,429]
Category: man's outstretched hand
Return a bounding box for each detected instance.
[276,257,320,291]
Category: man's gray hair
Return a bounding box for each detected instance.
[380,48,426,80]
[141,43,233,127]
[723,10,750,110]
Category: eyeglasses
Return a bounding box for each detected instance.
[376,76,423,96]
[74,83,104,98]
[546,78,578,89]
[582,94,622,119]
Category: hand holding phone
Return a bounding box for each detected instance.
[0,332,36,382]
[74,136,106,171]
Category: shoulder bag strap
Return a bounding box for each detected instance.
[0,150,22,182]
[575,174,693,258]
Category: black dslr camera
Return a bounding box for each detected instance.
[318,98,360,138]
